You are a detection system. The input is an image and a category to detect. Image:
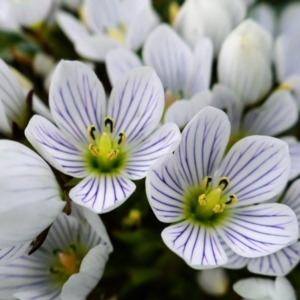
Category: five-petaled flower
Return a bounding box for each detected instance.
[146,106,298,269]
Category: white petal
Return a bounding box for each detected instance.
[185,37,213,97]
[279,3,300,36]
[0,140,64,248]
[56,11,90,44]
[14,288,61,300]
[164,90,212,129]
[275,276,296,300]
[242,90,298,136]
[218,203,298,258]
[146,154,186,223]
[84,0,120,33]
[125,123,181,180]
[248,242,300,276]
[25,115,87,178]
[233,277,275,299]
[216,136,290,206]
[162,220,228,269]
[49,60,106,144]
[282,75,300,110]
[61,244,109,300]
[69,174,136,214]
[0,99,12,136]
[175,106,230,187]
[75,34,122,62]
[143,24,193,94]
[281,137,300,180]
[126,5,159,51]
[108,67,164,144]
[0,242,31,265]
[105,48,142,86]
[211,84,242,134]
[32,94,54,122]
[10,0,52,26]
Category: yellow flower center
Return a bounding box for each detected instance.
[107,24,127,44]
[277,83,292,92]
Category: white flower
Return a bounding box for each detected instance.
[0,140,65,264]
[56,0,159,62]
[173,0,246,56]
[25,61,181,214]
[218,19,273,104]
[146,106,298,269]
[0,205,112,300]
[233,276,296,300]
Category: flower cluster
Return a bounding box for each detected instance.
[0,0,300,299]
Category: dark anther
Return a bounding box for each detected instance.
[104,117,114,133]
[118,132,126,145]
[28,225,52,255]
[225,194,237,205]
[87,125,96,140]
[218,177,230,191]
[204,176,212,189]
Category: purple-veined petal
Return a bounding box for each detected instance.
[126,5,159,51]
[164,90,212,129]
[247,242,300,276]
[217,203,298,258]
[0,242,31,266]
[282,75,300,110]
[61,244,109,300]
[14,287,61,300]
[0,98,12,136]
[185,37,213,97]
[49,60,106,144]
[25,115,87,178]
[211,84,242,135]
[281,136,300,181]
[75,34,122,62]
[216,135,290,206]
[143,24,193,94]
[84,0,120,33]
[162,220,228,269]
[175,106,230,187]
[124,123,181,180]
[243,90,298,136]
[56,11,90,44]
[69,174,136,214]
[105,48,142,86]
[274,276,296,300]
[146,154,187,223]
[108,66,164,144]
[0,140,64,248]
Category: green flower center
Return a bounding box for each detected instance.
[84,117,128,175]
[184,176,237,227]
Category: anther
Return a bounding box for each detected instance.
[118,132,127,145]
[225,194,237,205]
[87,125,96,140]
[218,177,230,191]
[89,144,101,157]
[49,266,60,274]
[107,149,119,160]
[201,176,212,191]
[104,117,114,133]
[198,194,207,206]
[213,204,226,213]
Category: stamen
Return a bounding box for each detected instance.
[107,149,119,160]
[118,132,127,145]
[49,266,60,274]
[87,125,96,140]
[277,83,291,92]
[218,177,230,191]
[225,194,238,205]
[104,117,114,133]
[89,144,101,157]
[213,204,226,213]
[201,176,212,191]
[198,194,207,206]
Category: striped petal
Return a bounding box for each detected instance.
[108,67,164,144]
[164,90,212,129]
[143,24,193,94]
[216,135,290,206]
[162,220,228,269]
[25,115,87,178]
[243,90,298,136]
[49,60,106,144]
[14,287,61,300]
[247,242,300,276]
[105,48,142,86]
[125,123,181,180]
[175,106,230,187]
[0,242,31,265]
[69,174,136,214]
[0,140,64,248]
[217,203,298,258]
[185,37,213,97]
[146,154,186,223]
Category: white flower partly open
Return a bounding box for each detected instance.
[25,61,181,214]
[146,106,298,269]
[0,205,112,300]
[0,140,65,264]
